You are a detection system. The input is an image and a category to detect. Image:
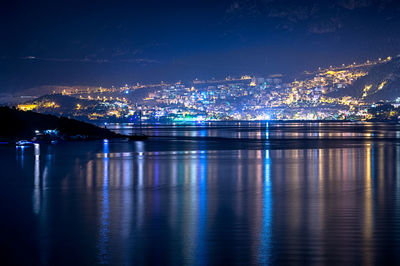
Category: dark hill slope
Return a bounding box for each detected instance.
[0,107,123,139]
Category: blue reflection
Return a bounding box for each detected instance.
[259,149,272,263]
[16,145,27,168]
[155,159,159,186]
[98,140,110,264]
[154,157,160,212]
[199,129,207,137]
[196,150,207,263]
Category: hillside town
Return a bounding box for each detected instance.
[15,57,400,122]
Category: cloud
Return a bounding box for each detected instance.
[19,56,160,64]
[224,0,260,20]
[308,18,343,34]
[20,56,109,63]
[22,56,37,60]
[268,5,316,22]
[222,0,395,36]
[336,0,372,10]
[112,47,142,57]
[120,58,161,64]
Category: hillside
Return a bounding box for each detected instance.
[19,94,101,112]
[0,106,134,140]
[331,56,400,102]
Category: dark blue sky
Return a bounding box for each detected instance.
[1,0,400,92]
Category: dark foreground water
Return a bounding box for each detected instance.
[1,122,400,265]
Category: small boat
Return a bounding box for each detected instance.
[16,140,33,146]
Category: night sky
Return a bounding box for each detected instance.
[2,0,400,92]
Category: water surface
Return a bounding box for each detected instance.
[1,122,400,265]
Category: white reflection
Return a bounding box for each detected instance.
[122,157,133,188]
[182,154,198,262]
[121,159,133,239]
[136,141,144,227]
[135,141,144,152]
[33,144,40,215]
[136,141,144,187]
[32,145,52,216]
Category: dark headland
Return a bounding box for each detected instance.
[0,106,146,142]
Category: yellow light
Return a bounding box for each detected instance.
[377,81,386,91]
[17,104,37,111]
[362,84,372,98]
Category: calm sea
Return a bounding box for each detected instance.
[1,122,400,265]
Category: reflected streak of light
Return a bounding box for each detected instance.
[136,141,144,157]
[113,158,121,187]
[363,146,374,266]
[42,153,51,188]
[123,158,132,187]
[121,159,133,263]
[196,149,207,263]
[328,149,334,183]
[378,145,384,204]
[154,158,159,186]
[138,158,144,188]
[38,146,51,264]
[136,141,144,188]
[33,144,40,215]
[172,154,178,186]
[183,153,197,262]
[397,146,400,190]
[97,141,110,264]
[169,156,178,226]
[318,148,325,241]
[17,146,26,168]
[313,149,318,184]
[136,141,145,227]
[259,149,272,263]
[256,150,262,187]
[309,149,324,259]
[86,160,93,188]
[397,146,400,226]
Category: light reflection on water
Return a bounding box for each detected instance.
[108,121,400,140]
[1,124,400,265]
[97,140,110,264]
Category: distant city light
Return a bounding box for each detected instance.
[17,57,392,122]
